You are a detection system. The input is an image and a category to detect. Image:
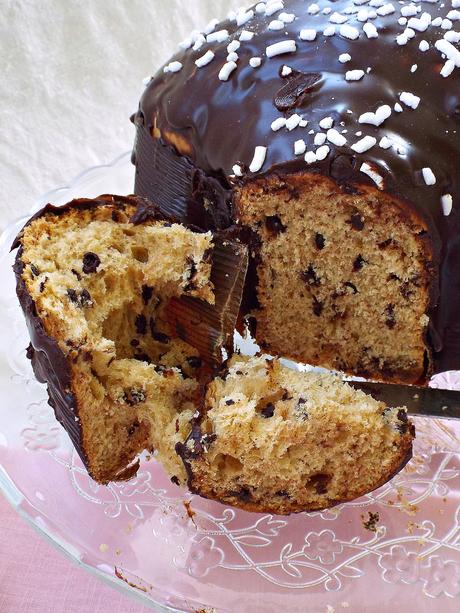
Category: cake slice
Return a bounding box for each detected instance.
[174,356,414,514]
[13,195,248,483]
[13,195,414,512]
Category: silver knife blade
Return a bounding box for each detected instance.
[348,381,460,419]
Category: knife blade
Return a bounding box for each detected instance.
[348,381,460,419]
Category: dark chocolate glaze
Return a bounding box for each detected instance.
[133,0,460,377]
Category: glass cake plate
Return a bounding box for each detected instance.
[1,152,460,613]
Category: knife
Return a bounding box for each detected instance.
[349,381,460,419]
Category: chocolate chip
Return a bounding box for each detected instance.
[260,403,275,418]
[30,264,40,277]
[135,314,147,335]
[134,352,151,363]
[39,277,48,293]
[350,213,364,230]
[312,296,323,316]
[171,475,180,486]
[184,257,198,291]
[353,255,366,271]
[344,281,358,294]
[276,490,290,498]
[26,343,34,360]
[301,264,321,286]
[274,71,321,111]
[82,252,101,274]
[141,285,154,305]
[71,268,82,281]
[265,215,287,235]
[225,399,235,406]
[79,289,92,307]
[378,238,393,249]
[127,420,140,436]
[186,356,202,369]
[130,339,140,347]
[396,409,409,433]
[66,289,78,304]
[400,282,414,300]
[308,473,331,495]
[385,304,396,329]
[111,210,120,222]
[315,233,325,250]
[152,331,170,344]
[236,488,252,502]
[330,154,356,182]
[124,388,146,406]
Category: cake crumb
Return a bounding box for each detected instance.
[115,548,122,556]
[183,500,198,528]
[99,543,109,553]
[326,606,335,613]
[361,511,380,532]
[341,603,350,609]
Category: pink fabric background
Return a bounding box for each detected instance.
[0,495,150,613]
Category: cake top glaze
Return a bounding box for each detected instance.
[137,0,460,374]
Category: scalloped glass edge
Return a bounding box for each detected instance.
[0,151,185,613]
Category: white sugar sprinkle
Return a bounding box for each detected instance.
[299,119,309,127]
[422,167,436,186]
[363,23,379,37]
[271,117,287,131]
[394,102,403,112]
[195,51,215,67]
[305,151,317,164]
[279,12,296,23]
[431,17,443,27]
[255,2,266,13]
[265,1,284,16]
[330,11,349,23]
[400,91,420,109]
[379,136,393,149]
[359,104,392,126]
[327,128,347,146]
[232,164,243,177]
[307,3,321,15]
[314,132,327,145]
[163,61,183,73]
[396,33,409,45]
[441,194,453,216]
[266,40,297,57]
[204,18,219,35]
[435,39,460,66]
[346,69,365,80]
[227,52,239,62]
[351,135,377,152]
[411,64,418,72]
[407,13,431,32]
[453,0,460,9]
[419,40,430,51]
[281,65,293,76]
[300,29,317,41]
[323,7,333,15]
[441,18,453,29]
[142,76,152,85]
[398,17,408,25]
[357,9,369,21]
[444,31,460,43]
[269,20,285,30]
[360,163,384,188]
[207,29,229,43]
[236,10,254,26]
[339,53,352,62]
[324,25,337,36]
[316,145,331,160]
[401,5,418,17]
[319,116,334,129]
[441,59,456,76]
[250,56,262,67]
[447,9,460,19]
[404,28,416,39]
[286,114,302,130]
[294,139,307,155]
[193,35,206,51]
[228,40,240,53]
[218,61,238,81]
[240,30,254,41]
[377,3,395,16]
[249,146,267,172]
[340,24,360,39]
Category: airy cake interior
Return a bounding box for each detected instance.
[236,172,432,384]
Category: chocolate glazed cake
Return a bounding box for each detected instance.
[132,0,460,384]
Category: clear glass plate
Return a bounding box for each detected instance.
[1,152,460,613]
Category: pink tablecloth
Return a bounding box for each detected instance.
[0,494,151,613]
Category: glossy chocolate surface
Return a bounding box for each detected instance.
[134,0,460,376]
